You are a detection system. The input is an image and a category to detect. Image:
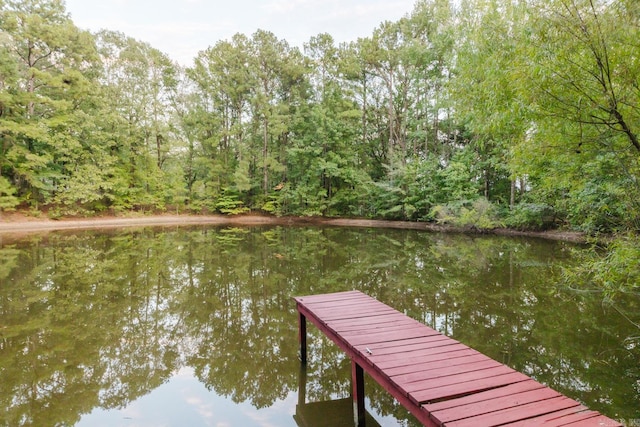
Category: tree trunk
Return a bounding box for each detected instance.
[510,179,516,209]
[362,71,367,149]
[263,119,268,194]
[156,133,163,168]
[484,170,490,199]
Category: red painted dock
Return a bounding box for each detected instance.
[294,290,622,427]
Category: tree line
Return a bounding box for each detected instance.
[1,0,639,236]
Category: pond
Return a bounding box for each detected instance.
[0,225,638,426]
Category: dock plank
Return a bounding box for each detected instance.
[390,359,506,386]
[354,334,449,351]
[401,365,518,394]
[346,327,441,347]
[332,320,421,336]
[444,396,582,427]
[294,291,622,427]
[337,320,430,336]
[423,380,545,412]
[414,371,533,403]
[296,290,363,304]
[383,352,489,377]
[367,343,468,366]
[430,387,562,423]
[499,406,591,426]
[360,337,459,357]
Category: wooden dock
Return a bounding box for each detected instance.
[294,290,623,427]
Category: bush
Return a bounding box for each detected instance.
[0,176,19,212]
[215,192,250,215]
[505,203,556,231]
[431,198,503,230]
[261,196,280,215]
[564,181,628,233]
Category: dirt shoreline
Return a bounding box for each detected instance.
[0,213,586,242]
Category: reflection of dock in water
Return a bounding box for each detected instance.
[295,290,623,427]
[294,399,380,427]
[294,396,382,427]
[295,366,382,427]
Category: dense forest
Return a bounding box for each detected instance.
[1,0,639,290]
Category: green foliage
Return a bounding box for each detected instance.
[325,169,373,217]
[432,198,503,230]
[564,235,640,298]
[564,180,630,234]
[260,194,283,216]
[0,0,639,239]
[0,176,19,211]
[505,203,556,231]
[511,0,640,232]
[366,152,482,221]
[0,0,100,205]
[517,150,639,233]
[278,183,327,217]
[214,191,250,215]
[440,150,480,201]
[53,163,114,211]
[369,180,410,220]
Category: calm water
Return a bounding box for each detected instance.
[0,226,638,426]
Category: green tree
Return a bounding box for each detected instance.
[352,0,463,219]
[515,0,640,231]
[452,0,530,208]
[187,34,254,210]
[282,34,365,216]
[248,30,304,198]
[95,30,180,211]
[0,0,100,207]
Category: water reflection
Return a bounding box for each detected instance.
[0,226,637,426]
[295,364,382,427]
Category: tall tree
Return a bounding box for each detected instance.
[248,30,300,196]
[517,0,640,230]
[0,0,99,207]
[283,33,364,216]
[188,34,254,205]
[451,0,530,207]
[95,30,179,210]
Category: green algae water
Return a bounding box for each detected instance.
[0,226,638,426]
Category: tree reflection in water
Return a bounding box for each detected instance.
[0,226,637,426]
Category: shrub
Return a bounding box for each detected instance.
[0,177,19,212]
[431,198,503,230]
[215,192,250,215]
[505,203,556,231]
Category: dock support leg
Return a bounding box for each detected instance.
[352,360,365,427]
[298,311,307,364]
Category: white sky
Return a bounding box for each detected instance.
[65,0,417,65]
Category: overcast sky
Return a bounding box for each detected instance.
[65,0,417,65]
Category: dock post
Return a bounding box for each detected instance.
[298,312,307,364]
[352,360,365,427]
